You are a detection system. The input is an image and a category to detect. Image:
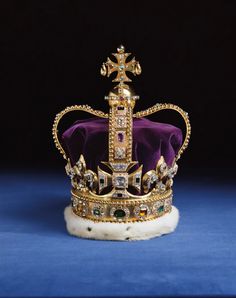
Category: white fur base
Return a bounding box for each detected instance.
[64,205,179,241]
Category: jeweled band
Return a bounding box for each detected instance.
[71,188,172,223]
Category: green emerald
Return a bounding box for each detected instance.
[114,209,126,218]
[93,208,101,216]
[158,205,164,213]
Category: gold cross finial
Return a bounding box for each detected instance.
[100,45,142,85]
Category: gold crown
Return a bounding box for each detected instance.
[52,45,191,223]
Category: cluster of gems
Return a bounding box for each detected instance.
[71,194,172,222]
[53,45,191,224]
[65,154,178,196]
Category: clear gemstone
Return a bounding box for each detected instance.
[76,161,83,171]
[165,197,172,207]
[65,163,76,178]
[115,147,125,159]
[113,192,123,198]
[114,176,127,188]
[150,173,158,183]
[168,164,178,178]
[117,117,126,127]
[111,163,128,171]
[156,182,166,192]
[72,198,78,207]
[160,162,167,173]
[146,173,158,189]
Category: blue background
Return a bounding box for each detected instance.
[1,172,236,297]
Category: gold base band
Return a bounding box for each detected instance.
[71,188,173,223]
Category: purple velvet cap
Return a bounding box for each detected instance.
[62,117,182,173]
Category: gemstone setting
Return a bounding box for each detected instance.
[164,196,172,211]
[110,163,128,171]
[72,198,88,217]
[116,116,126,127]
[98,169,108,193]
[134,204,151,220]
[115,147,126,159]
[71,197,79,207]
[114,209,125,218]
[168,163,178,178]
[92,204,105,218]
[152,200,165,215]
[113,173,128,189]
[110,206,130,221]
[112,190,128,199]
[117,131,125,142]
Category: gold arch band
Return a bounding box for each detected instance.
[52,105,108,159]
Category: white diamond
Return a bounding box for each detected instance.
[76,161,83,171]
[118,119,124,126]
[115,147,125,159]
[160,162,167,173]
[115,176,126,188]
[165,197,172,207]
[116,116,126,126]
[113,173,128,189]
[156,182,166,192]
[72,197,79,207]
[168,164,178,178]
[111,163,128,171]
[150,173,158,183]
[112,191,128,199]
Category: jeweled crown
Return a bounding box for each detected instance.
[52,45,191,223]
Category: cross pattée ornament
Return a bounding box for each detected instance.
[100,45,142,84]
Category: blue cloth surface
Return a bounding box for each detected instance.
[0,171,236,297]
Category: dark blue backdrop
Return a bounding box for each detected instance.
[1,172,236,297]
